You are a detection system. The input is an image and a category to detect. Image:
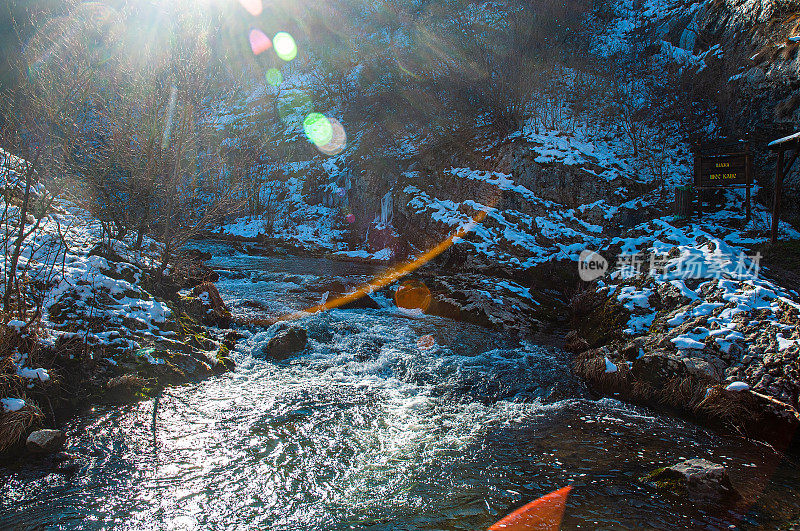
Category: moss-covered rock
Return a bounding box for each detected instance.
[640,459,739,503]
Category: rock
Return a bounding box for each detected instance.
[180,248,212,262]
[266,326,308,360]
[683,357,720,381]
[104,374,149,403]
[620,340,644,360]
[213,344,236,374]
[338,293,381,310]
[171,352,215,378]
[642,459,739,502]
[26,429,66,454]
[50,451,81,475]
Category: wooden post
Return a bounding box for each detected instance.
[772,149,785,244]
[693,147,701,219]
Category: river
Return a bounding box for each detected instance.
[2,240,800,529]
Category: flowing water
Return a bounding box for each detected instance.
[2,240,800,530]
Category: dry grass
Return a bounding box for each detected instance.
[695,386,757,432]
[0,314,51,453]
[0,405,42,453]
[574,348,768,439]
[0,354,19,400]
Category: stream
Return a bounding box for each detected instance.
[2,239,800,530]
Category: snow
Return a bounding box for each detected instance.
[333,248,392,261]
[617,286,653,311]
[17,367,50,382]
[624,312,656,335]
[667,302,724,326]
[672,336,705,350]
[604,357,618,373]
[1,398,26,412]
[136,348,165,365]
[7,320,26,331]
[725,381,750,392]
[768,131,800,147]
[777,333,799,352]
[0,147,180,362]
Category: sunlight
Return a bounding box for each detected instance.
[4,0,800,528]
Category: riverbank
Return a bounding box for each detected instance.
[0,231,236,456]
[4,212,800,463]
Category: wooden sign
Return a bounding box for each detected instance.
[697,153,750,187]
[692,145,752,221]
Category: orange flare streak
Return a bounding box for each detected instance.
[278,209,489,322]
[489,486,572,531]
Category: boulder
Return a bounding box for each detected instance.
[642,459,739,502]
[338,293,381,310]
[683,357,720,381]
[266,327,308,360]
[26,429,66,454]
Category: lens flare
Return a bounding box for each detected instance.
[273,32,297,61]
[265,68,283,86]
[249,29,271,56]
[394,281,432,312]
[417,334,435,350]
[275,197,498,322]
[346,213,356,224]
[317,118,347,156]
[489,486,572,531]
[238,0,263,16]
[303,113,333,146]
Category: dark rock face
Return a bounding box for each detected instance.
[26,429,66,454]
[338,294,381,310]
[266,327,308,360]
[642,459,740,503]
[510,141,637,209]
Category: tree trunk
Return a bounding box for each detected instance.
[4,157,37,313]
